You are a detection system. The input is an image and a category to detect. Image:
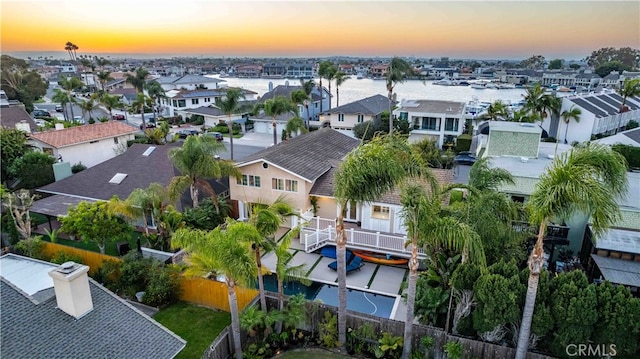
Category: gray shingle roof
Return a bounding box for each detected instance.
[0,255,185,359]
[157,74,224,85]
[37,143,181,201]
[237,128,359,182]
[0,106,37,130]
[623,127,640,144]
[321,94,394,116]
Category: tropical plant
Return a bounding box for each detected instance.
[385,57,415,132]
[514,143,628,359]
[317,61,333,114]
[59,76,83,119]
[168,135,239,209]
[486,100,509,121]
[1,189,37,239]
[334,71,349,107]
[617,78,640,132]
[14,236,46,259]
[215,88,245,160]
[145,80,165,120]
[109,182,169,239]
[334,134,424,348]
[96,70,112,92]
[376,332,403,359]
[246,196,295,310]
[79,98,97,120]
[125,67,149,93]
[130,93,153,130]
[318,310,338,348]
[64,41,78,61]
[51,88,71,121]
[274,227,310,314]
[558,105,582,151]
[443,341,463,359]
[285,116,307,139]
[260,96,296,146]
[299,78,316,126]
[100,93,121,119]
[171,220,260,359]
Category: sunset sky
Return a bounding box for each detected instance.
[2,0,638,59]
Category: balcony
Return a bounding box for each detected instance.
[513,221,570,245]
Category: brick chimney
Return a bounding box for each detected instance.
[48,261,93,319]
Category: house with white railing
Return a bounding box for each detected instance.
[230,128,453,257]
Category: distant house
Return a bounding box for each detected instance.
[543,92,640,144]
[263,63,286,78]
[258,83,330,129]
[28,121,138,169]
[234,64,263,78]
[109,87,138,106]
[163,88,258,117]
[319,94,394,131]
[0,106,37,133]
[287,63,315,78]
[393,99,466,148]
[156,74,225,91]
[0,254,185,359]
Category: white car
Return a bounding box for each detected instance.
[73,116,85,124]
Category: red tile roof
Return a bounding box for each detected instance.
[29,121,138,148]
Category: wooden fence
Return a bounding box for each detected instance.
[40,242,257,312]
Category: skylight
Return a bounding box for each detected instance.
[109,173,128,184]
[142,147,156,157]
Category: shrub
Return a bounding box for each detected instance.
[611,144,640,170]
[456,134,472,152]
[626,119,639,130]
[93,259,123,291]
[443,341,463,359]
[318,310,338,348]
[119,252,155,292]
[14,236,46,259]
[142,263,181,307]
[189,114,205,125]
[71,162,87,173]
[542,136,557,143]
[88,118,95,124]
[50,251,83,265]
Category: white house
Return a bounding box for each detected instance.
[156,75,226,91]
[393,99,466,148]
[319,94,394,131]
[162,88,258,117]
[28,121,138,169]
[545,91,640,144]
[259,83,330,126]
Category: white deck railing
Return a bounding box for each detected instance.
[301,217,425,258]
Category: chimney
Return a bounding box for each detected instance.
[55,123,65,130]
[268,82,273,92]
[48,261,93,319]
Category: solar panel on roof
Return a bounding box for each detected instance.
[571,98,608,117]
[586,96,619,116]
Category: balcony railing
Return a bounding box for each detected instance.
[513,221,570,240]
[301,217,425,258]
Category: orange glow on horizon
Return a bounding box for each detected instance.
[2,1,638,59]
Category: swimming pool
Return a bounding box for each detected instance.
[260,275,397,319]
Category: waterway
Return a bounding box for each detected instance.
[207,75,527,108]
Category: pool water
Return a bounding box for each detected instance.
[260,275,396,319]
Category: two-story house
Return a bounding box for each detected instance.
[259,83,330,128]
[28,121,138,169]
[163,88,258,117]
[263,63,287,78]
[542,91,640,144]
[393,99,466,148]
[156,74,225,92]
[286,63,315,79]
[319,94,394,131]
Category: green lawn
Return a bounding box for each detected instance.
[275,348,351,358]
[153,302,231,359]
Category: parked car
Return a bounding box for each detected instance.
[140,122,157,130]
[55,105,63,112]
[177,129,200,138]
[31,109,51,119]
[112,114,126,121]
[73,116,85,125]
[453,151,477,165]
[203,131,224,141]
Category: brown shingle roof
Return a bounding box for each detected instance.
[28,121,138,148]
[0,107,37,130]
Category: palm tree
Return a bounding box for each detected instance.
[145,80,166,121]
[97,70,112,92]
[168,135,240,209]
[131,93,153,129]
[385,57,415,133]
[285,116,307,140]
[400,182,485,358]
[100,93,121,119]
[617,78,640,132]
[261,96,296,146]
[274,227,310,316]
[558,106,582,150]
[59,76,83,120]
[299,78,316,126]
[52,89,70,121]
[333,134,425,347]
[325,64,338,108]
[334,71,349,107]
[317,61,333,114]
[290,89,308,118]
[216,88,246,160]
[514,144,628,359]
[79,98,97,121]
[247,196,295,310]
[172,220,261,359]
[125,67,150,93]
[79,58,93,90]
[486,100,508,121]
[64,41,78,62]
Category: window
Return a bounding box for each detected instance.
[237,175,261,187]
[445,118,459,132]
[177,100,186,108]
[191,99,199,105]
[371,205,390,219]
[357,114,364,123]
[113,137,119,144]
[338,114,345,122]
[314,102,318,108]
[272,178,298,192]
[399,112,408,121]
[172,100,177,107]
[421,117,439,131]
[204,97,211,103]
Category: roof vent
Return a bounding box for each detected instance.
[520,157,529,163]
[57,261,76,274]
